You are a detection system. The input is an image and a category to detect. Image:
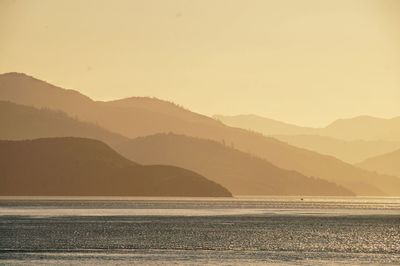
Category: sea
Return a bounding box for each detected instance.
[0,196,399,265]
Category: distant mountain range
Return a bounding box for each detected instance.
[117,133,353,196]
[0,101,351,196]
[214,114,400,141]
[214,114,400,163]
[214,114,317,136]
[0,138,231,197]
[271,134,400,164]
[356,149,400,178]
[1,72,400,196]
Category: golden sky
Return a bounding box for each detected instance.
[1,0,399,126]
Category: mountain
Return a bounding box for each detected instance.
[323,116,400,141]
[213,114,317,135]
[0,72,218,138]
[0,101,128,146]
[0,138,232,197]
[356,149,400,177]
[215,114,400,162]
[272,134,400,164]
[116,133,354,196]
[1,72,400,196]
[215,114,400,141]
[1,100,353,196]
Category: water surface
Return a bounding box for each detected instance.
[1,197,399,265]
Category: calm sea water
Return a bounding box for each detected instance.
[0,196,399,265]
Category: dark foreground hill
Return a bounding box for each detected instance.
[117,133,354,196]
[0,138,231,197]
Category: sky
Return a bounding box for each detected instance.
[0,0,399,127]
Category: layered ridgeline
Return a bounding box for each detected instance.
[1,72,400,196]
[214,114,318,136]
[117,133,353,196]
[356,149,400,178]
[271,135,400,164]
[214,114,400,163]
[1,102,352,196]
[214,114,400,141]
[0,138,232,197]
[0,101,128,146]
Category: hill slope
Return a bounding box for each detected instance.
[356,149,400,177]
[117,133,354,196]
[0,101,128,146]
[1,73,400,196]
[0,138,232,197]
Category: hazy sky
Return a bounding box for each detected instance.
[1,0,399,126]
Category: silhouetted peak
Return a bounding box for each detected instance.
[0,72,36,79]
[0,72,95,103]
[326,116,389,127]
[106,96,189,111]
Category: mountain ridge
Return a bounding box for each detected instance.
[215,114,400,141]
[1,72,399,196]
[272,134,400,163]
[0,100,128,146]
[116,133,354,196]
[356,149,400,178]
